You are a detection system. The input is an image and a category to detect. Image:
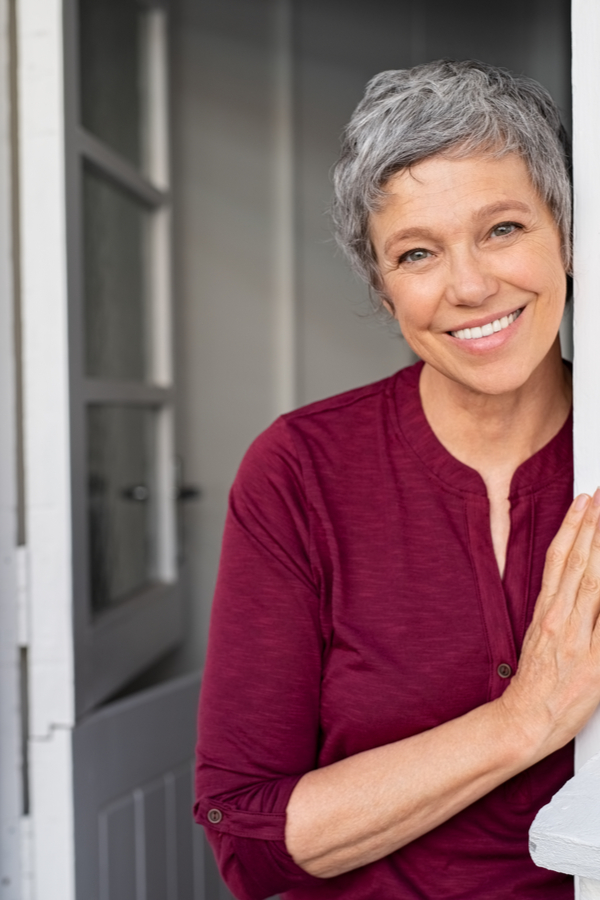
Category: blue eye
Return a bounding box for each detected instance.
[400,248,430,264]
[491,222,520,237]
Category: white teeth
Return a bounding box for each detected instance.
[450,308,522,340]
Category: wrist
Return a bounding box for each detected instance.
[492,686,556,769]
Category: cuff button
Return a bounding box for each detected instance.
[497,663,512,678]
[207,809,223,824]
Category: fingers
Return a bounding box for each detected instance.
[574,509,600,629]
[553,490,600,613]
[539,492,592,607]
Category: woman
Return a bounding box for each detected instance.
[195,60,600,899]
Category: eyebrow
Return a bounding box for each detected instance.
[382,200,534,255]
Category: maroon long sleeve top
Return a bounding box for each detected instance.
[195,361,574,900]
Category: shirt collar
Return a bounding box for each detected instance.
[391,361,573,500]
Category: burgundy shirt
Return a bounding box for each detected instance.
[195,361,574,900]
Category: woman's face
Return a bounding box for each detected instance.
[369,153,567,397]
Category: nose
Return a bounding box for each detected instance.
[444,247,498,307]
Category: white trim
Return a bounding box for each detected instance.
[155,406,177,582]
[530,751,600,892]
[532,2,600,895]
[82,379,172,405]
[76,127,167,207]
[0,0,22,893]
[272,0,296,415]
[572,0,600,772]
[148,207,173,386]
[143,8,169,190]
[17,0,75,897]
[20,815,33,900]
[17,545,29,648]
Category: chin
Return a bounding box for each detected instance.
[452,356,551,397]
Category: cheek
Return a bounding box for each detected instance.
[500,244,566,297]
[385,277,440,328]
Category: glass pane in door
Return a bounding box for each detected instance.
[83,165,150,381]
[87,405,157,612]
[79,0,146,167]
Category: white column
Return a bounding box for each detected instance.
[0,0,23,895]
[17,0,75,897]
[572,0,600,893]
[530,1,600,896]
[272,0,297,415]
[572,0,600,770]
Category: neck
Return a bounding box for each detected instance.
[419,338,572,485]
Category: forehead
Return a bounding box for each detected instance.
[370,153,550,244]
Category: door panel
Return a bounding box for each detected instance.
[72,672,236,899]
[64,0,180,715]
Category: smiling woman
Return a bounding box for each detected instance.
[195,61,597,900]
[371,155,567,394]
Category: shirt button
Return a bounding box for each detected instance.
[207,809,223,824]
[497,663,512,679]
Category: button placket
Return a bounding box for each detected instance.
[465,496,517,699]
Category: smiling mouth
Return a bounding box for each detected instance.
[449,308,523,341]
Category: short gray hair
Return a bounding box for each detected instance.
[331,59,572,309]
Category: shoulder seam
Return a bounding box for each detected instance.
[282,373,399,424]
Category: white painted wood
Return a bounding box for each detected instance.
[155,407,177,583]
[16,546,30,648]
[143,9,170,191]
[20,816,33,900]
[0,0,23,894]
[572,0,600,775]
[149,208,173,387]
[580,878,600,900]
[18,0,74,734]
[75,128,166,207]
[528,3,600,895]
[272,0,296,415]
[17,0,75,898]
[144,11,173,390]
[530,751,600,882]
[29,729,74,900]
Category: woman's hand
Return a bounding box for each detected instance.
[286,490,600,879]
[286,492,600,878]
[499,490,600,759]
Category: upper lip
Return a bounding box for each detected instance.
[446,306,524,333]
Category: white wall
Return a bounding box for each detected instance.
[0,0,22,892]
[170,0,572,672]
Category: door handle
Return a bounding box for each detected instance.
[176,485,201,502]
[121,484,149,502]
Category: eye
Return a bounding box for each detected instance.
[490,221,522,238]
[399,248,431,264]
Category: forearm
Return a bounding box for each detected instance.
[285,695,544,879]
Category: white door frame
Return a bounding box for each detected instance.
[569,0,600,892]
[16,0,75,896]
[14,0,180,896]
[572,0,600,769]
[0,0,24,894]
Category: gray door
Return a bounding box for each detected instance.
[62,1,223,896]
[72,673,235,900]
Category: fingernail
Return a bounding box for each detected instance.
[575,493,590,511]
[593,488,600,507]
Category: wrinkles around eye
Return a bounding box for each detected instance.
[399,248,432,265]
